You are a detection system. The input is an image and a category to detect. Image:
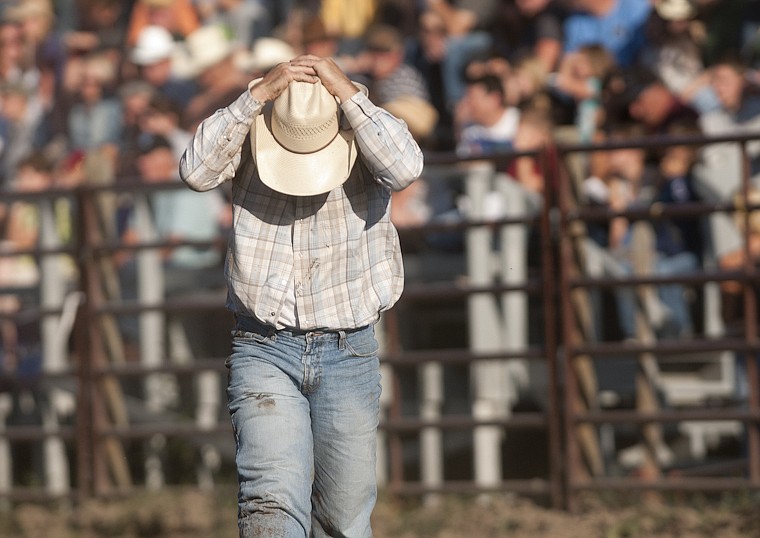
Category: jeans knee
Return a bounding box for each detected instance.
[239,497,306,537]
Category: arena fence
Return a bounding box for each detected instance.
[0,131,759,510]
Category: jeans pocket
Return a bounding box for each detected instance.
[343,329,379,358]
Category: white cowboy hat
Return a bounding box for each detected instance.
[131,25,175,66]
[251,79,368,196]
[172,24,234,79]
[655,0,697,21]
[235,37,296,74]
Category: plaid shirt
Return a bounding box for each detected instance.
[179,87,423,330]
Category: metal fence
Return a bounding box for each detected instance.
[1,131,759,509]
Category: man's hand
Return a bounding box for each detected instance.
[248,59,319,103]
[250,55,360,104]
[291,55,361,102]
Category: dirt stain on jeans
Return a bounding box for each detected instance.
[252,393,276,409]
[239,510,290,537]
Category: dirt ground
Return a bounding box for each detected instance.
[0,486,758,537]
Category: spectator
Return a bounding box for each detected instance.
[235,36,297,79]
[127,25,198,110]
[66,52,122,154]
[64,0,127,65]
[695,58,760,202]
[363,24,439,144]
[625,69,700,136]
[405,9,454,149]
[563,0,652,68]
[117,79,157,178]
[125,0,201,47]
[121,135,225,280]
[198,0,268,49]
[607,120,703,339]
[177,24,249,130]
[6,0,67,136]
[494,0,565,72]
[424,0,501,109]
[118,135,226,352]
[456,73,520,157]
[299,15,365,77]
[640,0,719,115]
[508,105,554,198]
[320,0,378,52]
[140,93,193,162]
[0,83,47,189]
[693,57,760,287]
[0,19,36,93]
[554,43,616,142]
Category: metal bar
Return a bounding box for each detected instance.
[385,479,552,497]
[539,144,564,509]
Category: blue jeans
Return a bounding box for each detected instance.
[226,316,382,537]
[615,251,698,339]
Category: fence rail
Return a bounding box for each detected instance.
[0,132,759,509]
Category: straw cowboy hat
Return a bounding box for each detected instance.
[655,0,697,21]
[251,79,368,196]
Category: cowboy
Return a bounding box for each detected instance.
[179,55,423,537]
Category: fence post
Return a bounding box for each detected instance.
[38,197,71,498]
[133,193,170,489]
[465,162,506,492]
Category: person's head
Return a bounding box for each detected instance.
[711,59,746,113]
[627,77,677,129]
[516,0,552,17]
[136,135,176,183]
[140,92,182,134]
[659,119,700,178]
[301,16,339,58]
[78,53,117,104]
[418,10,446,62]
[364,24,405,80]
[605,123,647,182]
[0,82,30,123]
[576,44,616,80]
[504,55,548,108]
[463,74,506,126]
[119,79,156,124]
[513,106,553,151]
[563,0,615,16]
[130,25,175,86]
[139,0,183,34]
[173,24,237,87]
[83,0,123,29]
[0,20,23,70]
[14,151,54,192]
[5,0,55,45]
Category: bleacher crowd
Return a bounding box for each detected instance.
[1,0,760,359]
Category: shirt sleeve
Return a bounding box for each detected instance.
[341,91,424,192]
[178,88,263,192]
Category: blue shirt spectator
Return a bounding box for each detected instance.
[563,0,652,67]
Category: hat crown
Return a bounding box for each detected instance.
[271,81,339,153]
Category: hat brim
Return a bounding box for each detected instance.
[250,79,368,196]
[253,107,358,196]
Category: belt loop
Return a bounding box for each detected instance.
[338,330,347,350]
